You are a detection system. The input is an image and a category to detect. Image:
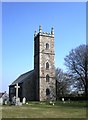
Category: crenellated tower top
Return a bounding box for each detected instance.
[34,25,54,38]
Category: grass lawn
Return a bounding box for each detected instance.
[1,101,87,118]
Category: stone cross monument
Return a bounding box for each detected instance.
[15,83,20,98]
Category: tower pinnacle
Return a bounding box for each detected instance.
[39,25,42,33]
[34,31,37,36]
[51,27,54,35]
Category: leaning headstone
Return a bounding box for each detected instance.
[22,97,26,104]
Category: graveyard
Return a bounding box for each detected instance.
[1,66,87,119]
[0,84,87,118]
[1,101,87,118]
[0,80,87,118]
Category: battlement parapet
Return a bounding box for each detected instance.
[34,25,54,38]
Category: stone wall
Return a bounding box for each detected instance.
[34,35,40,100]
[39,34,56,101]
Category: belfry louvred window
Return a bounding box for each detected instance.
[46,74,49,82]
[46,88,50,95]
[46,43,49,49]
[46,62,49,70]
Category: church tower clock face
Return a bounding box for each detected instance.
[34,26,56,101]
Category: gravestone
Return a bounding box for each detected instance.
[15,97,20,106]
[62,98,65,103]
[49,101,53,104]
[12,96,16,105]
[22,97,26,104]
[4,100,7,105]
[53,103,55,106]
[15,97,22,106]
[0,97,3,105]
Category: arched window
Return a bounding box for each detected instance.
[46,74,49,82]
[46,43,49,49]
[46,62,49,70]
[46,88,50,96]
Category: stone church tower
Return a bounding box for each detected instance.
[9,25,56,102]
[34,26,56,101]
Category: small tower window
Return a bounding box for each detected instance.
[46,74,49,82]
[46,62,49,70]
[46,88,50,96]
[46,43,49,49]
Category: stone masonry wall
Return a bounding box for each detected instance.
[39,34,56,101]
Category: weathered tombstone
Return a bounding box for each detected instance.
[22,97,26,104]
[15,97,20,106]
[15,97,22,106]
[0,97,3,105]
[12,96,16,105]
[49,101,53,104]
[62,98,65,103]
[62,98,64,101]
[4,100,7,105]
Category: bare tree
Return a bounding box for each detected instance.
[64,44,88,97]
[55,68,71,99]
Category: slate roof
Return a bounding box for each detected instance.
[10,70,34,86]
[0,93,4,98]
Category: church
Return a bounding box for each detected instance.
[9,26,56,101]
